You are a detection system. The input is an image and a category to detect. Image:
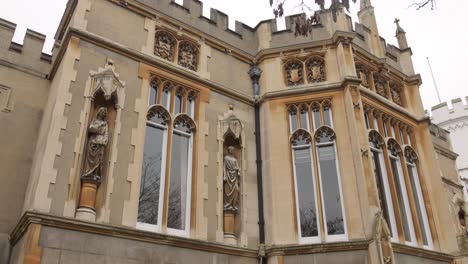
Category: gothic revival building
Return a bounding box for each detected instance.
[0,0,467,263]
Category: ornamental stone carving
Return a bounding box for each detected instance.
[178,42,198,71]
[90,59,125,108]
[154,31,176,61]
[306,57,325,83]
[285,60,304,86]
[224,146,241,213]
[373,212,395,264]
[356,64,370,88]
[390,82,403,106]
[374,74,388,98]
[82,107,109,183]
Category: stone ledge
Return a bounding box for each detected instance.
[10,211,259,258]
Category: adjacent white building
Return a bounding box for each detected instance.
[431,97,468,189]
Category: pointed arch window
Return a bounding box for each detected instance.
[167,114,195,235]
[137,76,198,237]
[315,126,347,239]
[388,139,416,244]
[290,129,320,242]
[369,131,398,240]
[405,147,433,248]
[288,100,347,243]
[137,106,171,231]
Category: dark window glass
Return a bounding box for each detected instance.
[391,158,412,241]
[313,108,322,129]
[323,107,332,127]
[364,113,370,129]
[318,145,345,235]
[294,148,319,237]
[138,125,165,225]
[371,150,392,236]
[167,132,190,230]
[162,89,170,109]
[187,97,194,118]
[174,94,183,114]
[149,85,158,105]
[408,164,429,245]
[300,110,309,130]
[290,111,298,131]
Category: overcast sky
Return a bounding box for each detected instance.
[1,0,466,110]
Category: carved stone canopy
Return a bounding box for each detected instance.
[90,59,125,108]
[221,106,243,142]
[373,211,395,264]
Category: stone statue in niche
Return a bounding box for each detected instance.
[223,146,240,212]
[81,107,109,182]
[154,31,175,61]
[178,43,198,71]
[375,80,387,98]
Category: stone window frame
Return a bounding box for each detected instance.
[288,99,348,244]
[283,54,326,87]
[364,103,435,249]
[154,28,200,72]
[136,75,198,238]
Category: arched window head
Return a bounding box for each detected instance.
[311,102,322,129]
[322,100,332,127]
[149,78,160,105]
[306,56,325,83]
[174,114,196,134]
[290,129,312,146]
[178,41,199,71]
[288,105,299,132]
[299,104,309,129]
[161,81,173,109]
[369,130,385,149]
[315,126,336,144]
[147,105,171,125]
[404,146,418,164]
[387,138,402,157]
[284,60,304,86]
[154,31,176,61]
[174,86,185,115]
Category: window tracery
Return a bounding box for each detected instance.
[137,75,198,237]
[287,100,347,243]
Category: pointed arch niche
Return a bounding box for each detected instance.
[216,106,247,246]
[66,59,125,222]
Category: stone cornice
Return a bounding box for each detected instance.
[259,77,361,103]
[360,87,429,124]
[0,59,48,79]
[10,211,259,258]
[266,239,370,256]
[352,45,422,86]
[50,27,255,105]
[442,177,464,190]
[392,243,455,262]
[433,143,459,160]
[9,212,457,262]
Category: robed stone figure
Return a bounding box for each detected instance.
[223,146,240,213]
[82,107,109,182]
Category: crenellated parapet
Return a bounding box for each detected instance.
[0,18,52,76]
[431,97,468,130]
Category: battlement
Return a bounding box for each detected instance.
[0,18,52,76]
[431,97,468,125]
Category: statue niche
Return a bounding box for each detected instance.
[221,108,243,239]
[75,59,124,222]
